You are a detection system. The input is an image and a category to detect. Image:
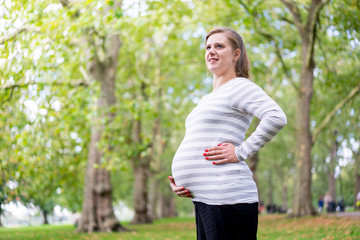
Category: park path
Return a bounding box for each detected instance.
[334,211,360,219]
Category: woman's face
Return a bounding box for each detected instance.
[205,32,238,77]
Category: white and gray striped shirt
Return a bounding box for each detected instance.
[171,77,287,205]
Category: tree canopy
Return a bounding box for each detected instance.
[1,0,359,229]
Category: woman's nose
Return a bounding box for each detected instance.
[209,47,216,55]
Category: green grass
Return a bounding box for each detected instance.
[0,217,196,240]
[0,215,359,240]
[258,214,359,240]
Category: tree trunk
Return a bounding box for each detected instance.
[149,173,178,219]
[149,179,159,220]
[149,88,163,220]
[282,181,288,211]
[248,119,260,199]
[77,94,125,232]
[1,168,6,227]
[150,177,177,220]
[354,151,360,206]
[0,209,3,227]
[149,174,177,219]
[292,60,316,216]
[248,153,260,199]
[131,111,151,224]
[248,153,259,184]
[130,116,152,224]
[130,82,163,223]
[160,189,177,218]
[267,171,274,205]
[132,160,152,223]
[278,169,288,212]
[77,31,127,232]
[280,0,329,217]
[328,140,338,201]
[41,209,49,225]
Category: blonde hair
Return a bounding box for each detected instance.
[205,27,250,79]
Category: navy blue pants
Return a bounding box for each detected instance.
[194,202,258,240]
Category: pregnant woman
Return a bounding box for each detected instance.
[169,27,287,240]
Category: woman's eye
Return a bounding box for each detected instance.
[206,44,223,50]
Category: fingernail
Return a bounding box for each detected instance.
[212,162,216,165]
[218,143,222,146]
[168,176,171,179]
[185,190,189,193]
[203,153,207,156]
[205,157,209,160]
[205,149,208,152]
[181,187,185,190]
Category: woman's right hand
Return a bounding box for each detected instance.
[168,176,192,198]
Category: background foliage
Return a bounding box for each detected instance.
[0,0,359,225]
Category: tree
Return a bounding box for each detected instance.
[2,0,359,226]
[236,0,360,216]
[111,0,206,222]
[67,0,128,232]
[0,0,54,226]
[256,0,326,217]
[0,184,5,227]
[352,141,360,206]
[1,0,127,231]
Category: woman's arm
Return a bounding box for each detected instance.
[204,79,287,164]
[232,81,287,161]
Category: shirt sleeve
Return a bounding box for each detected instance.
[228,79,287,161]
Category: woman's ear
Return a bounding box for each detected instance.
[234,49,241,61]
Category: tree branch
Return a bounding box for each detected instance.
[59,0,69,7]
[238,0,251,15]
[1,80,89,92]
[277,15,295,25]
[316,31,332,76]
[304,0,329,68]
[312,83,360,144]
[258,30,301,95]
[238,1,301,94]
[79,65,92,84]
[0,87,15,107]
[307,0,329,34]
[0,80,89,108]
[280,0,305,37]
[0,25,40,45]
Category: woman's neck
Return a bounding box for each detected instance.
[212,72,237,90]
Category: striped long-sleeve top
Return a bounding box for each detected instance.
[171,77,287,205]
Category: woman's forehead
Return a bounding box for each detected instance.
[206,32,229,44]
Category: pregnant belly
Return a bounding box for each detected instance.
[171,146,212,190]
[172,163,218,199]
[171,146,232,200]
[172,146,254,199]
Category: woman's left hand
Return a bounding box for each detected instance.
[203,142,239,165]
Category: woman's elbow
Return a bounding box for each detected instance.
[278,112,287,127]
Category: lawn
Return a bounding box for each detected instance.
[0,214,359,240]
